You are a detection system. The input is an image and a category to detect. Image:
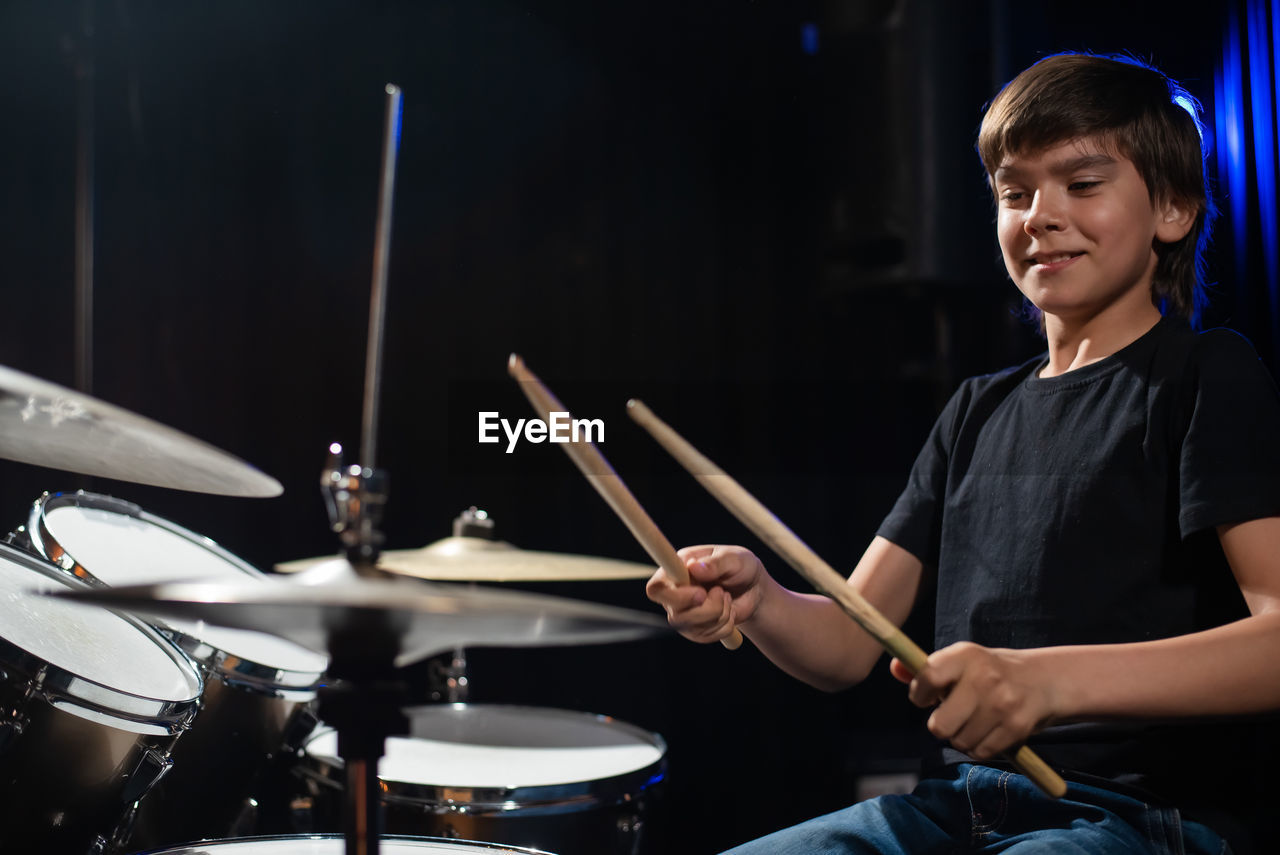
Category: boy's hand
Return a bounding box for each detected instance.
[889,642,1057,760]
[645,545,768,644]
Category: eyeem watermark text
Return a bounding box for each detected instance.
[478,412,604,453]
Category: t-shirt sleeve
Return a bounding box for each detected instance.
[1179,329,1280,536]
[876,380,973,566]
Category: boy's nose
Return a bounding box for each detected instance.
[1024,191,1065,233]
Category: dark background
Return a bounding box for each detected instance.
[0,1,1271,853]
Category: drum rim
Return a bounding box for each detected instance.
[0,542,203,730]
[26,490,328,694]
[299,703,667,813]
[130,833,557,854]
[29,490,270,587]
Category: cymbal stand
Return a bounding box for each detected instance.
[314,597,408,855]
[424,508,492,703]
[321,446,389,573]
[317,83,405,855]
[71,0,96,399]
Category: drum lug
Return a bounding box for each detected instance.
[107,748,174,850]
[2,525,32,551]
[280,704,321,756]
[617,813,645,855]
[0,717,23,753]
[427,647,470,703]
[120,747,173,807]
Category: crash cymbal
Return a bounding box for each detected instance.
[0,364,282,497]
[44,565,669,667]
[276,536,655,582]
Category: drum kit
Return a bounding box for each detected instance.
[0,354,674,855]
[0,83,683,855]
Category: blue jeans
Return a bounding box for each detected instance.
[721,764,1231,854]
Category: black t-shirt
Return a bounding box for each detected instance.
[877,316,1280,846]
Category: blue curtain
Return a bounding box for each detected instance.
[1214,0,1280,370]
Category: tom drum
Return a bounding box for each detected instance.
[0,541,203,853]
[294,704,665,855]
[17,490,329,849]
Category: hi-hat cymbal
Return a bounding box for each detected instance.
[275,536,655,582]
[43,567,669,667]
[0,364,281,497]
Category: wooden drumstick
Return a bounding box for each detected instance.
[626,398,1068,799]
[506,355,743,650]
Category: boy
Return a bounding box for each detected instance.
[648,53,1280,854]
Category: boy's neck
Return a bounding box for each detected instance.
[1040,299,1163,378]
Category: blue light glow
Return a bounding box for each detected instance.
[801,22,819,56]
[1215,0,1280,350]
[1247,0,1279,315]
[1217,5,1249,278]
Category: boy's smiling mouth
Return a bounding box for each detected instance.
[1027,251,1085,269]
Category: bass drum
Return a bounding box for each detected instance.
[294,704,666,855]
[131,836,556,855]
[17,490,329,849]
[0,541,203,853]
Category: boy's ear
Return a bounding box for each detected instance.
[1155,199,1196,243]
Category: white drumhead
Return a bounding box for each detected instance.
[308,707,664,788]
[45,505,253,586]
[143,836,547,854]
[0,556,200,702]
[44,505,327,674]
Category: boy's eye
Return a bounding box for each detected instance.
[1069,180,1102,192]
[999,190,1025,203]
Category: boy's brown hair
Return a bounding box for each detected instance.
[978,53,1215,325]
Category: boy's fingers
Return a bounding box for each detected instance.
[669,587,731,634]
[657,580,707,610]
[888,657,914,684]
[687,545,760,584]
[676,544,715,563]
[910,643,978,706]
[926,678,981,741]
[907,665,949,708]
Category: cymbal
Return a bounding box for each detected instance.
[43,566,669,667]
[0,364,282,497]
[275,536,655,582]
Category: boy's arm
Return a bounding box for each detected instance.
[648,535,925,692]
[896,516,1280,761]
[746,535,926,691]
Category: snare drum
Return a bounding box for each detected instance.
[295,705,666,855]
[133,835,555,854]
[0,541,203,853]
[18,491,330,849]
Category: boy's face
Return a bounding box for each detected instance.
[991,137,1190,327]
